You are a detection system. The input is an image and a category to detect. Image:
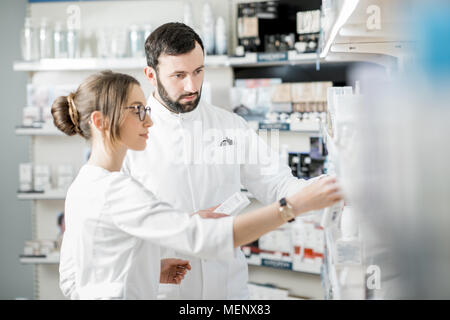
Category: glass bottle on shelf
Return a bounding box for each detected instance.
[21,17,39,61]
[215,16,227,55]
[53,21,68,59]
[143,24,152,44]
[202,1,215,55]
[39,18,53,59]
[67,25,79,59]
[128,24,143,58]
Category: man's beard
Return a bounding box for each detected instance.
[156,73,202,114]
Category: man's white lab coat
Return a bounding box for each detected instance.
[123,94,308,299]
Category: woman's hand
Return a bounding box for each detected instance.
[192,204,229,219]
[288,175,344,215]
[160,259,192,284]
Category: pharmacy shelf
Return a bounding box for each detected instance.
[13,52,327,72]
[12,55,229,71]
[19,254,60,265]
[15,126,63,136]
[229,52,320,68]
[320,0,360,59]
[17,190,66,200]
[247,120,321,133]
[320,0,414,60]
[13,55,229,71]
[244,251,321,275]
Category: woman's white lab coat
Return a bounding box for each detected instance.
[59,164,235,299]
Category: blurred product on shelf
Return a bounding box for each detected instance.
[67,26,79,59]
[19,15,157,60]
[231,79,331,130]
[53,21,68,59]
[242,213,325,274]
[248,283,291,300]
[21,239,58,258]
[39,18,53,59]
[264,33,295,53]
[215,16,227,55]
[288,137,327,180]
[19,163,33,192]
[56,165,74,191]
[183,2,194,27]
[326,86,353,139]
[21,17,39,61]
[231,78,281,120]
[33,164,51,192]
[24,84,77,128]
[202,1,215,55]
[18,163,74,194]
[236,1,320,55]
[292,82,332,114]
[295,10,320,54]
[22,106,40,127]
[128,24,144,58]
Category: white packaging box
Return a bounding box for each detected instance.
[22,106,41,126]
[259,228,292,253]
[34,164,51,192]
[39,240,57,255]
[24,240,40,255]
[57,164,74,191]
[41,106,54,128]
[214,192,250,216]
[19,163,33,192]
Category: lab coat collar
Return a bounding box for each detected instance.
[148,92,202,122]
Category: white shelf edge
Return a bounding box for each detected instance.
[13,56,230,71]
[15,127,64,136]
[330,41,415,59]
[247,259,321,275]
[245,251,321,275]
[13,52,329,72]
[320,0,360,59]
[19,255,60,264]
[17,190,66,200]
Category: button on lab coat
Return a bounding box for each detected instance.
[59,164,235,299]
[122,94,308,299]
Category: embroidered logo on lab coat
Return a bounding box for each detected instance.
[219,137,234,146]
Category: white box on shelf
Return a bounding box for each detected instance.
[259,228,291,254]
[19,163,33,192]
[290,120,320,131]
[41,106,54,129]
[57,164,74,191]
[22,106,41,126]
[34,164,51,192]
[23,240,40,256]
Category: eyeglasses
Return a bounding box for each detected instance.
[125,105,151,121]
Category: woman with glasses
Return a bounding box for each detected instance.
[52,70,342,299]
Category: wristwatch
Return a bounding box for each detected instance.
[279,197,295,223]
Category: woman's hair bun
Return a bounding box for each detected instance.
[51,95,78,136]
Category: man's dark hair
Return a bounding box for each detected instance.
[145,22,204,70]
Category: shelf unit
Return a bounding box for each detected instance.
[15,127,63,136]
[17,190,66,200]
[20,253,60,265]
[245,253,321,275]
[12,51,337,72]
[15,130,85,299]
[316,0,415,300]
[320,0,414,69]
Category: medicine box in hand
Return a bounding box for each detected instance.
[214,192,251,216]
